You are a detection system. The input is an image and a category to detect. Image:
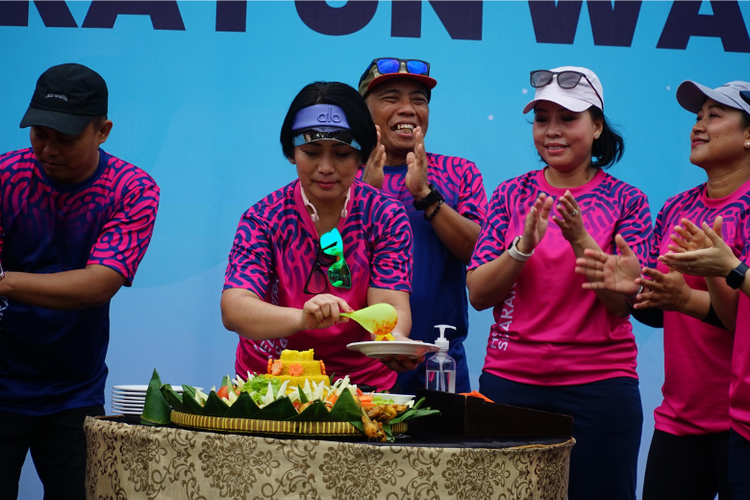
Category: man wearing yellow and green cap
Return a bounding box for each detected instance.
[357,58,488,394]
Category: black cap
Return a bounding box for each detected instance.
[20,63,108,136]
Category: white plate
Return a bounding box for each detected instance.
[347,341,439,359]
[111,395,146,402]
[112,407,143,413]
[112,400,144,407]
[112,401,144,408]
[369,393,415,405]
[112,386,194,395]
[112,384,149,392]
[111,409,142,415]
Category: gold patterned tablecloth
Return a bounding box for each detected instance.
[85,416,574,500]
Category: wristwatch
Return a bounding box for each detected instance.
[412,184,444,211]
[726,261,749,289]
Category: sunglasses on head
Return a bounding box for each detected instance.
[530,70,604,110]
[303,228,351,295]
[371,58,430,77]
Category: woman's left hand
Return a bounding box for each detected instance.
[379,333,425,373]
[660,218,739,278]
[632,266,692,311]
[552,191,587,243]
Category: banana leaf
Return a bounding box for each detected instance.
[182,387,205,415]
[289,400,331,421]
[220,375,232,389]
[202,391,230,417]
[182,384,197,400]
[297,385,308,404]
[223,392,261,419]
[327,388,360,421]
[160,384,184,413]
[388,397,440,425]
[254,396,298,420]
[140,369,172,426]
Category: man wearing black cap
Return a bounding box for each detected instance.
[0,63,160,498]
[358,58,488,394]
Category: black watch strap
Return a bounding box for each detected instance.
[726,261,749,289]
[412,184,444,211]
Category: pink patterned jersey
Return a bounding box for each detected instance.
[649,179,750,435]
[732,278,750,442]
[0,147,160,415]
[469,168,651,385]
[224,178,413,390]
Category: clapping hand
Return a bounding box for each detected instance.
[632,267,691,311]
[575,234,642,296]
[405,126,430,200]
[659,217,740,278]
[515,193,554,255]
[552,190,587,244]
[362,125,386,189]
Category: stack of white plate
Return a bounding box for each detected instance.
[111,384,198,415]
[111,385,151,415]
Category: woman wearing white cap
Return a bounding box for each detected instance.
[467,67,651,499]
[577,80,750,499]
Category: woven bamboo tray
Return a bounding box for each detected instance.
[171,411,407,437]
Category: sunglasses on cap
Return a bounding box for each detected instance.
[371,58,430,77]
[303,228,352,295]
[530,70,604,110]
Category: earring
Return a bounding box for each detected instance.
[745,142,750,149]
[594,134,600,139]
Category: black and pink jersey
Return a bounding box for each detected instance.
[651,179,750,435]
[470,168,651,386]
[0,147,159,415]
[224,178,412,390]
[363,153,487,393]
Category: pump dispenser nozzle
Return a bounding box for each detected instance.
[434,324,456,351]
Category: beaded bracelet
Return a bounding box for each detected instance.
[424,199,444,221]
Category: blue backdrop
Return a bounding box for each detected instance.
[2,1,749,497]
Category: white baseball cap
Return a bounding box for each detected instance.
[523,66,604,114]
[676,80,750,116]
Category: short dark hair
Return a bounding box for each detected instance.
[588,107,624,170]
[280,82,376,162]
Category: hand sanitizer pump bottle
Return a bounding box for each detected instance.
[425,324,457,393]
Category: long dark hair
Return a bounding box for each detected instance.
[280,82,376,162]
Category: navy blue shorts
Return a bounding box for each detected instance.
[479,373,642,500]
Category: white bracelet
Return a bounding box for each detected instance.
[624,275,645,301]
[508,236,534,262]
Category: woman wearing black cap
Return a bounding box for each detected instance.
[577,79,750,500]
[221,82,420,392]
